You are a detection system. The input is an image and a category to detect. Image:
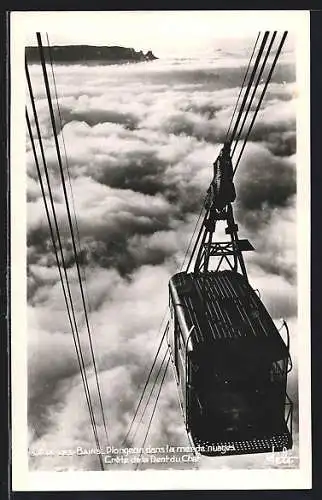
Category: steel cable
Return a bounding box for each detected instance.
[130,346,170,445]
[228,31,270,145]
[36,32,110,450]
[135,352,170,470]
[225,31,261,142]
[231,31,277,159]
[122,321,169,446]
[233,31,288,175]
[26,103,104,470]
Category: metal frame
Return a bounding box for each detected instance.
[193,201,252,279]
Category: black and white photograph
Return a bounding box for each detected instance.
[11,10,311,490]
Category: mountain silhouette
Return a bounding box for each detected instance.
[25,45,158,64]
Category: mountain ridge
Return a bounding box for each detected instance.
[25,45,158,64]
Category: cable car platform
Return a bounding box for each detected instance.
[191,425,293,457]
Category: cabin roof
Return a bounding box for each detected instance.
[169,270,288,359]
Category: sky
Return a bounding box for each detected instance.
[21,11,298,58]
[9,9,312,490]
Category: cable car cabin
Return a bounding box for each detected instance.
[168,269,293,457]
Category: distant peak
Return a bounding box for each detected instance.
[25,45,159,64]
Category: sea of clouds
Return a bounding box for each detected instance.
[26,41,298,471]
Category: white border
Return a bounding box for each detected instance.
[10,10,311,491]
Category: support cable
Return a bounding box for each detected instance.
[186,32,287,274]
[228,31,270,145]
[233,31,288,175]
[26,106,104,471]
[231,31,277,158]
[36,32,110,447]
[25,62,99,444]
[43,34,110,443]
[130,345,169,445]
[225,31,261,142]
[185,208,209,273]
[45,33,90,308]
[135,353,170,470]
[180,202,205,272]
[122,321,169,446]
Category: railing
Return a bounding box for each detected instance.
[278,319,293,373]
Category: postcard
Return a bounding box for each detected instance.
[10,10,311,490]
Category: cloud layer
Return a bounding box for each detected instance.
[26,42,298,471]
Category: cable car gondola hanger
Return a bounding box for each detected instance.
[167,30,294,458]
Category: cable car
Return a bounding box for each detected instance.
[168,144,293,456]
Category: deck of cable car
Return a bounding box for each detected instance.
[190,419,292,456]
